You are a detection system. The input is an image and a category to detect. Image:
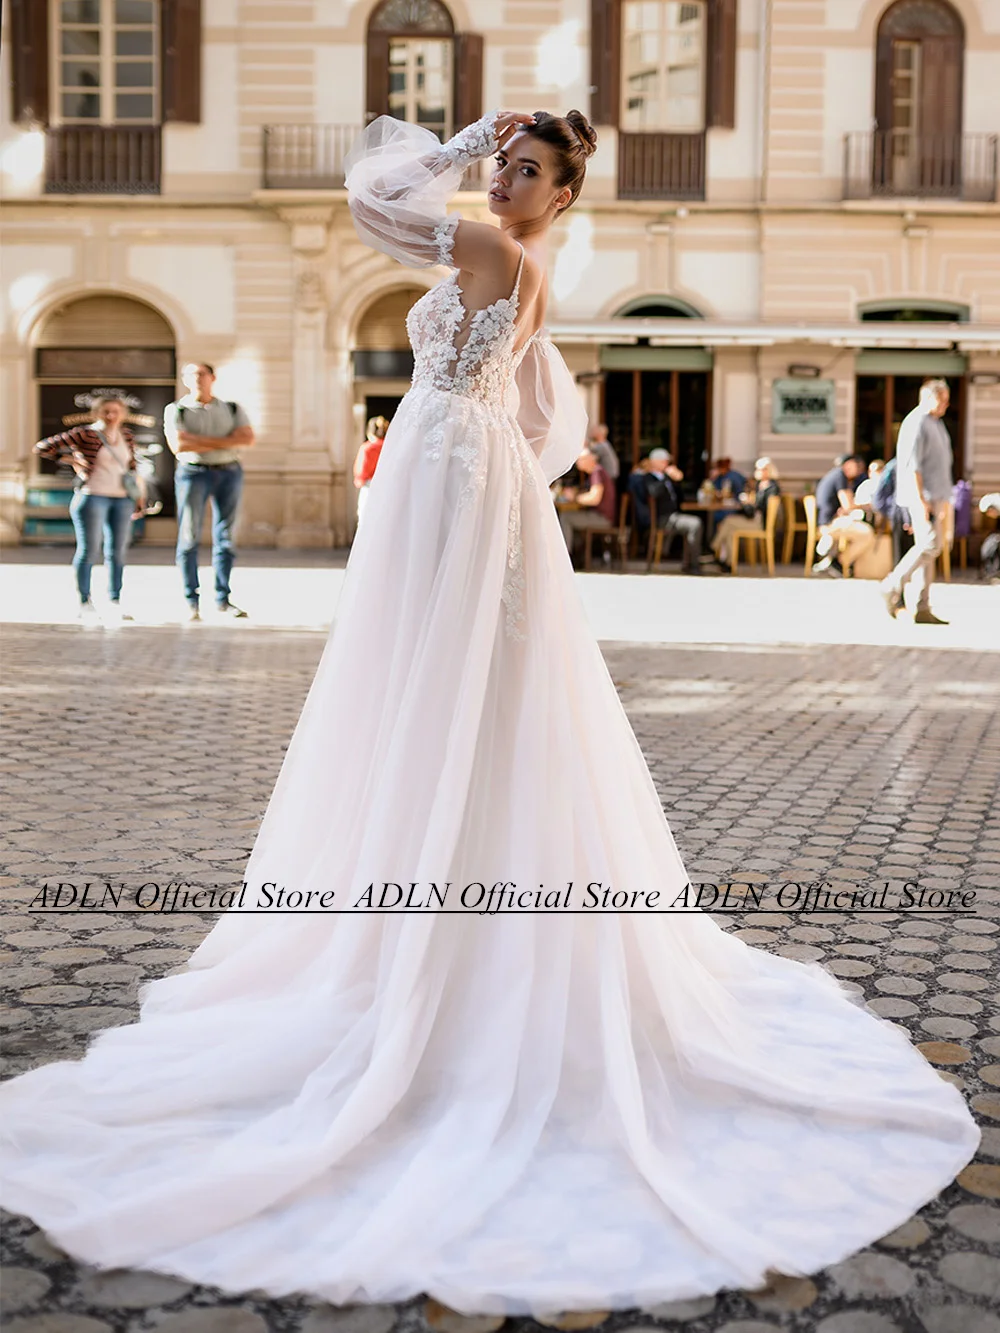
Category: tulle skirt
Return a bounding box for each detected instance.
[0,385,980,1315]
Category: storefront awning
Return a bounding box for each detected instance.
[546,318,1000,353]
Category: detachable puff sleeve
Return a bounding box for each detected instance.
[507,335,589,485]
[344,114,498,269]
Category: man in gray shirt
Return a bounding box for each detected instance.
[880,379,953,625]
[164,363,255,621]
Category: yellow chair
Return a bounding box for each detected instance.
[583,494,631,572]
[801,495,817,574]
[936,501,955,581]
[781,494,813,566]
[732,494,782,576]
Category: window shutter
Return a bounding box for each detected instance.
[921,35,963,139]
[707,0,737,129]
[162,0,202,123]
[709,0,741,129]
[591,0,620,127]
[365,32,391,123]
[453,32,484,130]
[10,0,49,125]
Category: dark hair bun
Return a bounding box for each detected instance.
[565,110,597,158]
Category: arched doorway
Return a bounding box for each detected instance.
[853,301,967,475]
[601,298,712,485]
[29,294,176,540]
[874,0,964,194]
[350,285,424,468]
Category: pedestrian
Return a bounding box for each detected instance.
[353,415,389,531]
[587,422,620,480]
[34,396,145,623]
[164,363,255,622]
[879,379,953,624]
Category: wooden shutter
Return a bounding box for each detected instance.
[366,31,390,123]
[162,0,202,123]
[10,0,49,125]
[453,32,484,131]
[921,35,963,139]
[707,0,737,129]
[591,0,620,127]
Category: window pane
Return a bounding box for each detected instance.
[115,0,154,22]
[62,61,101,87]
[116,29,154,55]
[115,92,155,118]
[61,0,100,22]
[61,29,101,56]
[621,0,705,132]
[116,60,154,87]
[62,91,101,118]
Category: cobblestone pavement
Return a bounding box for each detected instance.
[2,622,999,1333]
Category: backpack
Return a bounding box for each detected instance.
[952,479,973,539]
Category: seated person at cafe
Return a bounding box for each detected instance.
[711,457,781,567]
[558,446,617,562]
[980,493,1000,583]
[853,458,885,510]
[587,423,620,480]
[627,449,703,572]
[709,456,746,496]
[813,453,874,575]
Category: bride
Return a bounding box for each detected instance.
[0,109,980,1318]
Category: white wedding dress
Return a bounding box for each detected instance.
[0,114,980,1317]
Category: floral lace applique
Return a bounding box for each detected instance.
[440,112,499,169]
[433,215,460,268]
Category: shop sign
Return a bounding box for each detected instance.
[772,378,836,433]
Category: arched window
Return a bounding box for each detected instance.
[874,0,964,193]
[366,0,483,144]
[617,296,704,319]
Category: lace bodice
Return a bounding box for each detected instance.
[406,242,528,408]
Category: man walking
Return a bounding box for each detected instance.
[880,379,953,625]
[165,363,255,621]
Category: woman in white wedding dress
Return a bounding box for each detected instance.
[0,109,980,1318]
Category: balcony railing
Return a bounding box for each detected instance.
[618,132,706,201]
[844,131,998,203]
[45,125,161,194]
[262,124,483,190]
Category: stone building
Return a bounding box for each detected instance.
[2,0,998,548]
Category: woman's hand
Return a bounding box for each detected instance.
[494,112,536,148]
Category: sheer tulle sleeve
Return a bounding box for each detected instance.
[508,335,589,484]
[344,114,498,269]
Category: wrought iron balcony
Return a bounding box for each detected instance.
[45,126,161,194]
[617,132,706,201]
[262,124,483,190]
[843,131,997,203]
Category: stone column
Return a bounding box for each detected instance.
[276,207,337,548]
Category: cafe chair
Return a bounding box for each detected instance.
[646,493,686,572]
[801,495,817,574]
[582,495,630,572]
[731,494,782,576]
[782,494,813,566]
[936,501,956,582]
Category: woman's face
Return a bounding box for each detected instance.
[488,131,571,224]
[97,401,126,429]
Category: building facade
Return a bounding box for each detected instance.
[2,0,998,548]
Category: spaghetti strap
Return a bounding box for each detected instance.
[510,242,526,306]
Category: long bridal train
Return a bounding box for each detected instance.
[0,112,980,1316]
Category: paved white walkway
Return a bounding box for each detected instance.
[2,551,997,651]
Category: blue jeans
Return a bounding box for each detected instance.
[174,462,244,605]
[69,492,134,603]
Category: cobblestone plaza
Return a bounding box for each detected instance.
[1,569,999,1333]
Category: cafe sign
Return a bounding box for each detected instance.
[771,378,836,434]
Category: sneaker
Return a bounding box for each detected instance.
[914,608,949,625]
[812,555,834,574]
[78,600,99,624]
[186,603,201,623]
[879,585,903,619]
[816,533,834,558]
[216,600,248,619]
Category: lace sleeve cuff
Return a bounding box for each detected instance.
[440,112,499,169]
[433,216,461,267]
